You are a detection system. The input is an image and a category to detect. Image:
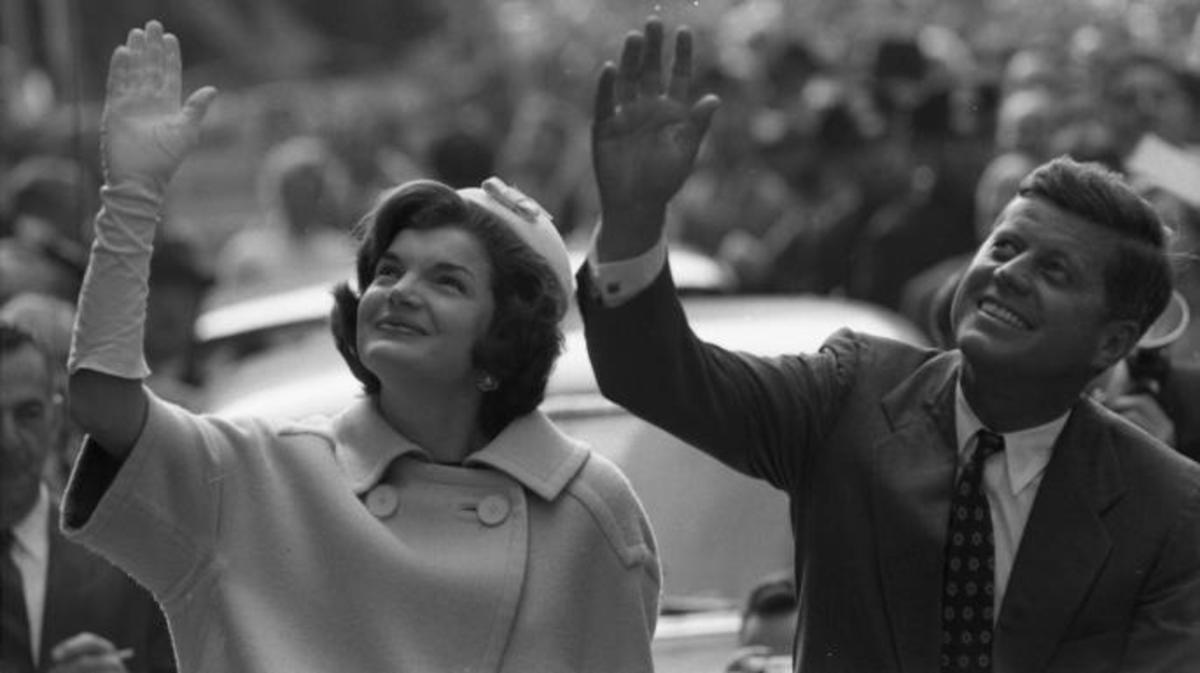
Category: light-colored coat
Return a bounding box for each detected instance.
[62,395,660,673]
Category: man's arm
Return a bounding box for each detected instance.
[579,18,854,487]
[68,21,216,459]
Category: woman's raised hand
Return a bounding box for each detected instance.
[101,20,217,189]
[591,17,719,257]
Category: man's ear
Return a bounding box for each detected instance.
[1091,319,1141,372]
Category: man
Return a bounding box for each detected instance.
[579,17,1200,673]
[726,572,798,673]
[1,323,174,673]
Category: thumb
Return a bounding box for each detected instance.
[181,86,218,127]
[688,93,721,142]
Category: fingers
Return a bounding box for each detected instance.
[126,26,146,53]
[614,18,698,109]
[52,632,116,662]
[118,21,177,96]
[182,86,219,127]
[163,33,182,102]
[125,26,149,92]
[48,654,129,673]
[638,18,665,96]
[688,93,721,139]
[594,63,616,126]
[615,31,642,107]
[144,21,166,89]
[666,27,694,101]
[49,633,131,673]
[106,47,132,98]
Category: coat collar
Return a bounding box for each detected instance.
[994,397,1126,673]
[874,350,962,673]
[330,397,589,501]
[873,352,1128,673]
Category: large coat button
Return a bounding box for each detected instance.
[365,484,399,519]
[477,495,510,526]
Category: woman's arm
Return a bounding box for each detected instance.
[68,20,216,458]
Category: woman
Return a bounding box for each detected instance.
[62,21,659,672]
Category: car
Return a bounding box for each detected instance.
[194,276,926,672]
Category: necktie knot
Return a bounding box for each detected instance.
[974,430,1005,465]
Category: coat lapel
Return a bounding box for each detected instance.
[994,399,1125,672]
[874,351,961,673]
[41,502,95,662]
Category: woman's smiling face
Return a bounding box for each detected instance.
[356,225,495,391]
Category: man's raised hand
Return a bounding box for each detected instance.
[102,20,217,189]
[592,17,719,259]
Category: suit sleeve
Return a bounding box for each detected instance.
[1120,479,1200,671]
[577,261,861,492]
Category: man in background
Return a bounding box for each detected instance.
[1,322,174,673]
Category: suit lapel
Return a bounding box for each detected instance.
[874,351,961,673]
[994,399,1125,673]
[41,502,95,662]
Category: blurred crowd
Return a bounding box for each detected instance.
[3,0,1200,481]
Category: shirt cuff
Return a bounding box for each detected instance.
[585,224,667,308]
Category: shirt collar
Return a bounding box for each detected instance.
[954,381,1068,496]
[10,485,50,562]
[330,397,589,501]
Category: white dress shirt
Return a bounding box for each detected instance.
[951,384,1066,618]
[9,485,50,666]
[585,225,667,306]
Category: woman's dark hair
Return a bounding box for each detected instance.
[1018,156,1171,335]
[330,180,565,439]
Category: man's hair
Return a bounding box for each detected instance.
[742,572,797,621]
[1017,156,1171,335]
[0,321,53,390]
[330,180,565,439]
[0,321,38,355]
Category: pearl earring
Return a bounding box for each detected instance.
[476,372,498,392]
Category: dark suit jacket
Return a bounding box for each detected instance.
[579,266,1200,673]
[1159,362,1200,464]
[34,503,175,673]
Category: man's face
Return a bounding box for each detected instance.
[950,196,1134,381]
[1111,64,1195,145]
[0,344,58,528]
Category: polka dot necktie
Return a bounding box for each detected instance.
[940,429,1005,672]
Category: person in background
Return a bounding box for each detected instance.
[214,135,355,301]
[0,292,78,493]
[581,17,1200,672]
[725,572,798,673]
[1102,50,1200,158]
[60,21,658,673]
[1,323,175,673]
